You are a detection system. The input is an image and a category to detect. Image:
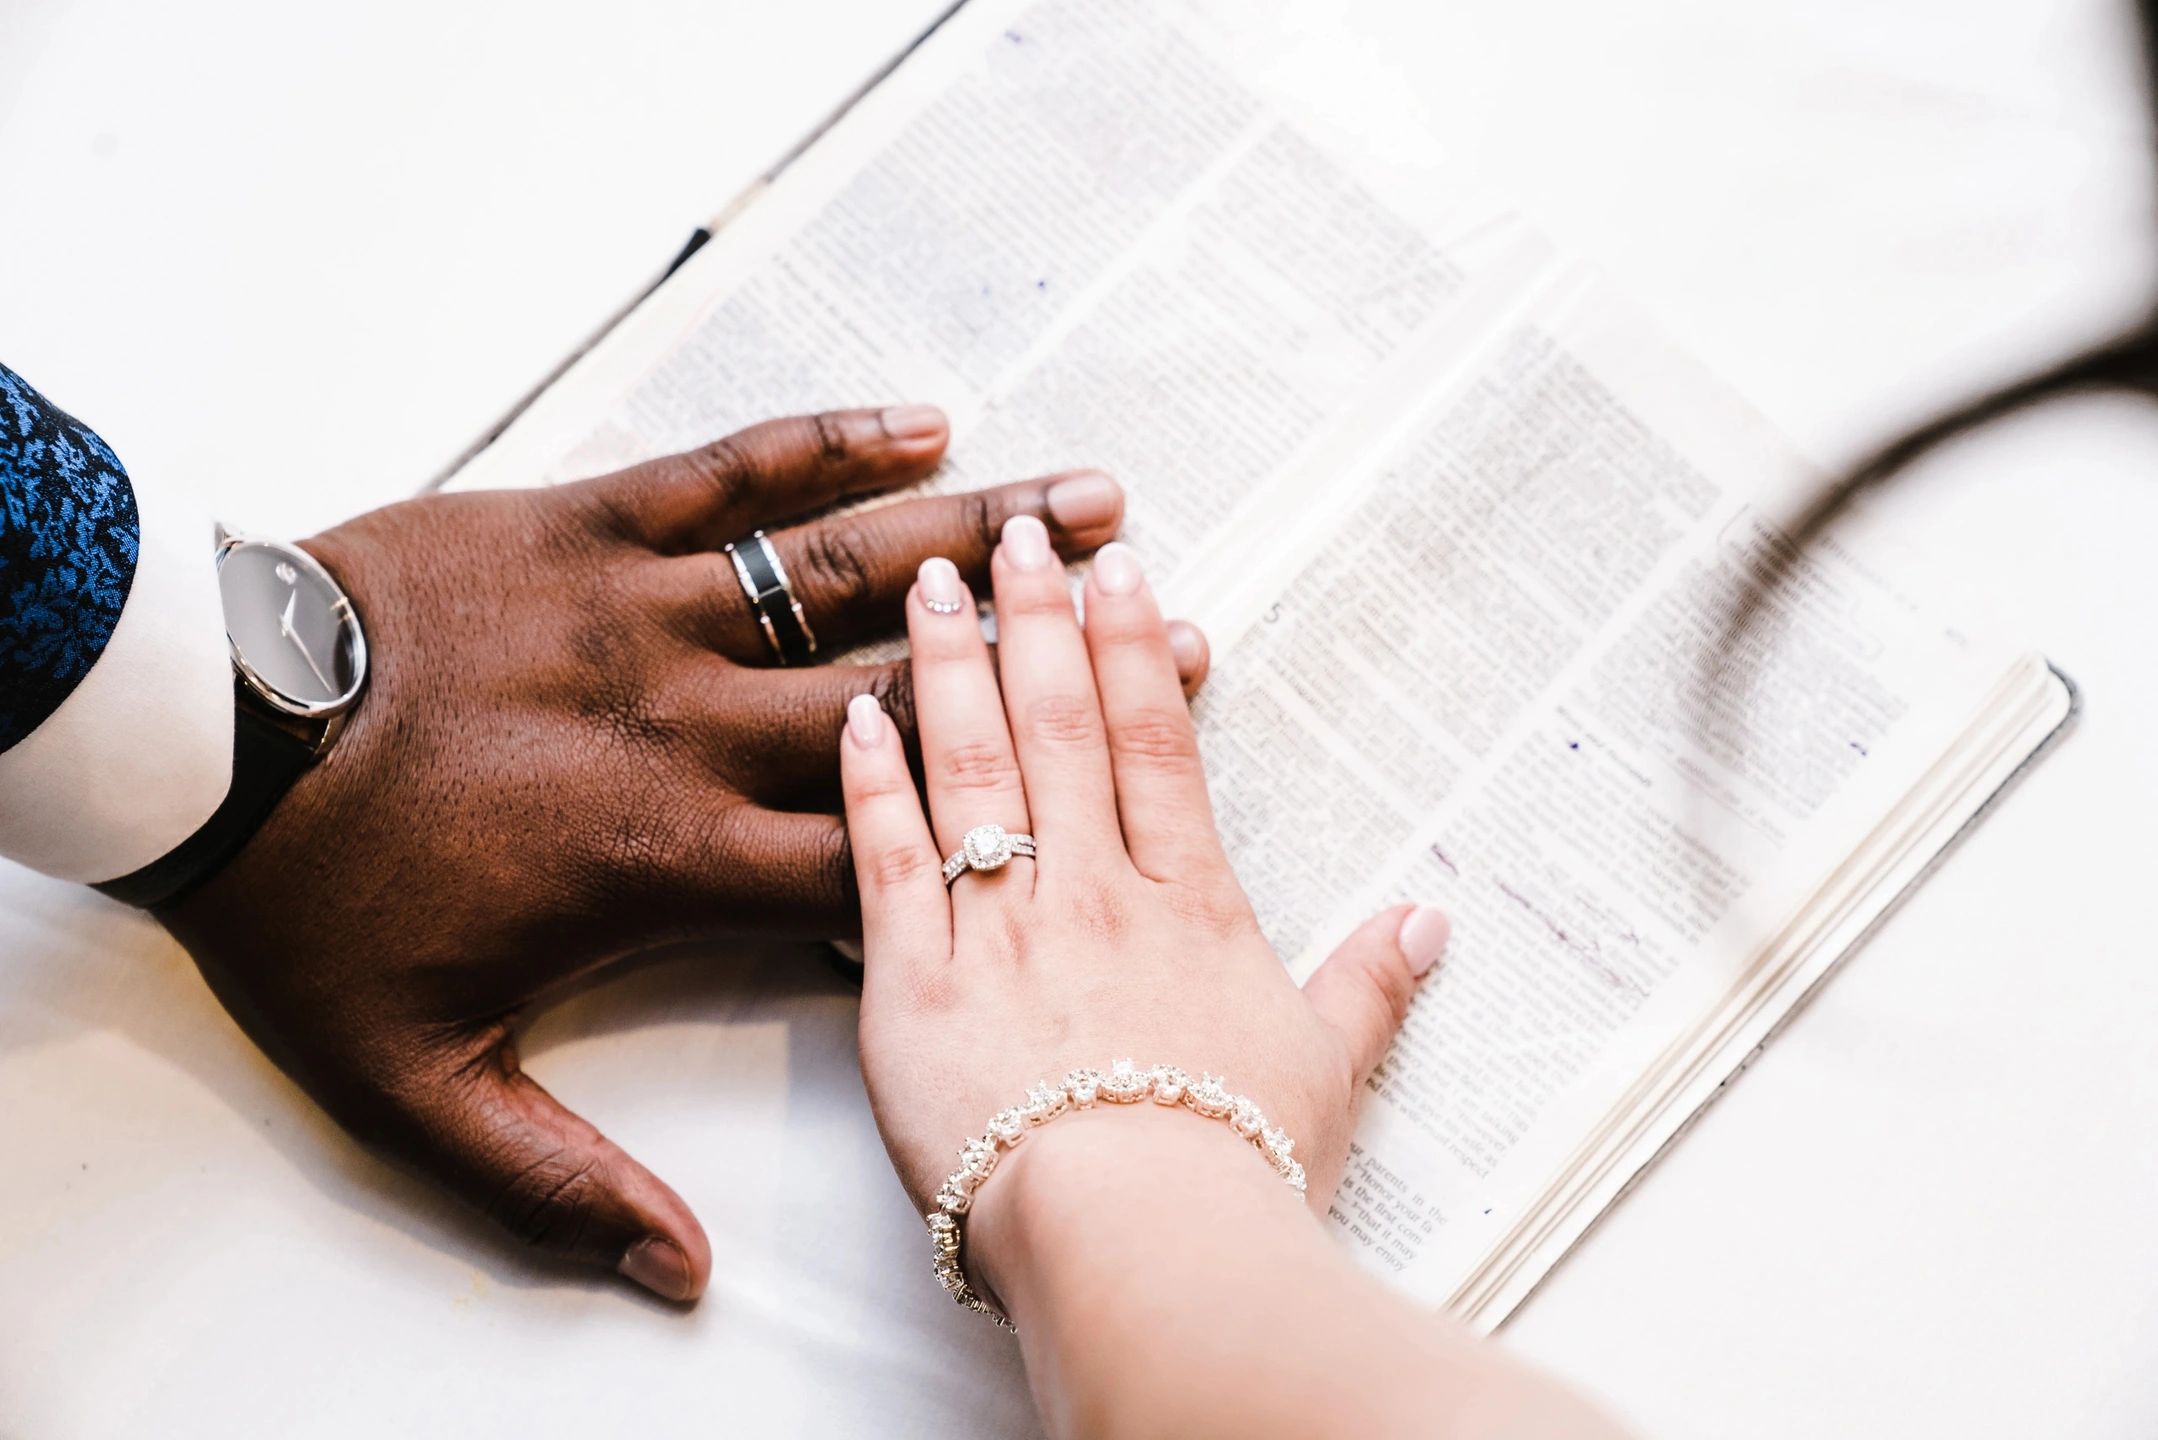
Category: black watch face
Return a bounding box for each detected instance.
[219,540,367,717]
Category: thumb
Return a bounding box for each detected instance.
[1302,904,1451,1081]
[389,1036,712,1302]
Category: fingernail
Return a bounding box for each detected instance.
[917,555,968,616]
[1001,513,1053,570]
[619,1237,694,1301]
[1399,906,1451,976]
[881,404,947,441]
[1044,471,1122,536]
[1167,621,1205,676]
[847,692,886,747]
[1092,541,1142,596]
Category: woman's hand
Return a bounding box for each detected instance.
[160,409,1208,1303]
[840,517,1634,1440]
[840,514,1451,1289]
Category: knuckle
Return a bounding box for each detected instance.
[865,840,939,891]
[959,489,1003,555]
[871,665,918,740]
[1109,707,1201,770]
[597,804,677,882]
[997,581,1074,619]
[848,765,920,804]
[1162,879,1255,941]
[796,524,876,614]
[641,800,745,901]
[579,668,684,755]
[815,820,858,911]
[809,410,851,463]
[1085,592,1160,640]
[1024,693,1103,749]
[939,739,1022,793]
[563,474,644,542]
[1060,879,1131,943]
[1370,946,1420,1022]
[488,1148,604,1253]
[992,908,1033,967]
[813,819,858,915]
[680,436,757,512]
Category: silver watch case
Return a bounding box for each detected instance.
[214,526,369,728]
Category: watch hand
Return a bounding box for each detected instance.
[286,624,335,694]
[279,591,298,636]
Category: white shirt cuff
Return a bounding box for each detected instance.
[0,473,233,884]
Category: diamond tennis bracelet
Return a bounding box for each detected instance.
[927,1060,1308,1327]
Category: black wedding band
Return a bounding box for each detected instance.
[724,529,818,666]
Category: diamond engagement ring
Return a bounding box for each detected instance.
[941,823,1037,886]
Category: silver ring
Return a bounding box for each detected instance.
[942,823,1037,886]
[722,529,817,665]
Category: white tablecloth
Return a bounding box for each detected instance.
[4,1,2155,1434]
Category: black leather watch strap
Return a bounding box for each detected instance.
[93,680,318,910]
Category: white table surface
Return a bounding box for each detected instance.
[5,1,2157,1435]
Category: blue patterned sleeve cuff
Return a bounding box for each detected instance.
[0,363,141,752]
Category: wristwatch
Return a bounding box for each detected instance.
[95,529,369,909]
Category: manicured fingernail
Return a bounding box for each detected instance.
[917,556,967,615]
[1044,471,1122,535]
[881,404,947,441]
[619,1237,694,1301]
[1167,621,1205,676]
[847,693,886,747]
[1001,513,1052,570]
[1399,906,1451,976]
[1092,541,1142,596]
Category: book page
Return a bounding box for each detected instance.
[1187,267,2027,1316]
[449,0,1541,598]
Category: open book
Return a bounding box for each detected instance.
[444,0,2074,1332]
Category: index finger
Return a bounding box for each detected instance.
[569,406,950,553]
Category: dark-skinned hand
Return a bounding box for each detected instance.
[156,405,1210,1302]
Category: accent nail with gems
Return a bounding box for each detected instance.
[918,556,968,615]
[1000,513,1053,569]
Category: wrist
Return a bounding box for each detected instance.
[964,1099,1309,1326]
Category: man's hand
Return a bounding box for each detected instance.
[157,406,1209,1302]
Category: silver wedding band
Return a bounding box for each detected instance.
[942,823,1037,887]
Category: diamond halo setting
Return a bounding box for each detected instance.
[963,823,1013,870]
[941,822,1038,886]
